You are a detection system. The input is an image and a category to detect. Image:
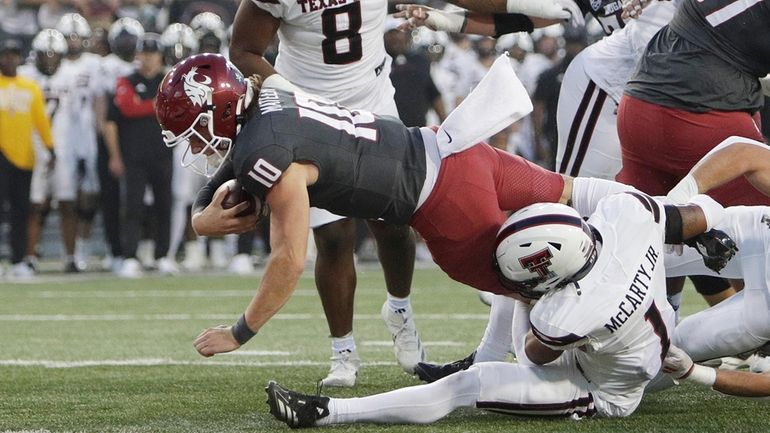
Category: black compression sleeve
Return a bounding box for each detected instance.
[493,13,534,37]
[664,205,684,245]
[192,161,236,214]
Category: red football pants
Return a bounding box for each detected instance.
[410,143,564,295]
[617,95,768,205]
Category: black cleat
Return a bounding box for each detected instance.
[265,380,330,429]
[413,351,476,383]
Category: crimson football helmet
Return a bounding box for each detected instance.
[494,203,598,300]
[156,53,251,177]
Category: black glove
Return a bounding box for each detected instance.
[684,229,738,273]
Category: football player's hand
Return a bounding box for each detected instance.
[45,151,56,174]
[393,5,466,33]
[621,0,649,19]
[194,325,241,357]
[108,155,125,178]
[507,0,585,28]
[191,186,259,236]
[684,229,739,273]
[662,344,694,379]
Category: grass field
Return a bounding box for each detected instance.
[1,266,768,432]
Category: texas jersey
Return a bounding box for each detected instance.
[232,86,426,224]
[582,1,676,103]
[57,52,102,158]
[99,53,135,94]
[18,64,69,150]
[251,0,391,104]
[530,192,674,415]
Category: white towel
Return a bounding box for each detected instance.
[436,53,533,158]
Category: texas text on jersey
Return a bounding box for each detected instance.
[251,0,390,95]
[231,86,426,224]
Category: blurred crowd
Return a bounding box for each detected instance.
[0,0,621,279]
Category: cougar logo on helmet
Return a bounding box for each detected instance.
[183,67,212,107]
[519,248,555,279]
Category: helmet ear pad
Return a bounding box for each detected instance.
[494,203,598,299]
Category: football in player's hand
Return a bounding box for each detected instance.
[220,179,257,217]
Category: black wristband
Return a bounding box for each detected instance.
[231,314,256,345]
[664,205,684,245]
[493,13,534,38]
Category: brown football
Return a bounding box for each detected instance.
[220,179,257,217]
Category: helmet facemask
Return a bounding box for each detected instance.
[162,85,247,178]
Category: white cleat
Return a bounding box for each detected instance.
[381,301,426,373]
[228,254,254,275]
[749,354,770,374]
[320,349,360,388]
[9,262,35,279]
[118,258,144,279]
[157,257,180,276]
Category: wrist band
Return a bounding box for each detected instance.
[683,364,717,388]
[231,314,257,345]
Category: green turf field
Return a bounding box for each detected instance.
[1,267,767,432]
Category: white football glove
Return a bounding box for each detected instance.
[506,0,585,28]
[394,4,466,33]
[761,74,770,97]
[662,345,694,379]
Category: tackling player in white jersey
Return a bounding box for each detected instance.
[265,193,770,428]
[55,13,105,270]
[229,0,425,386]
[19,29,77,273]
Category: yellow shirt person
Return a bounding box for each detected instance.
[0,73,54,171]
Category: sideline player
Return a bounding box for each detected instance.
[19,29,75,273]
[265,196,770,428]
[154,53,619,363]
[55,13,105,270]
[228,0,426,385]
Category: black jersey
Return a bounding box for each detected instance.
[626,0,770,112]
[576,0,625,35]
[230,87,427,225]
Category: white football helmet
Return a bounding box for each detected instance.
[494,203,597,300]
[190,12,227,42]
[160,23,199,66]
[56,13,92,38]
[32,29,67,75]
[108,17,145,61]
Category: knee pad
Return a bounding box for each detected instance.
[690,275,731,296]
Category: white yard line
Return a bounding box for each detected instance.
[362,341,466,347]
[0,358,398,369]
[0,313,488,321]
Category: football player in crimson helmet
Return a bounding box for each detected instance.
[156,53,250,177]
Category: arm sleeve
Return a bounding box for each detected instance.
[114,77,155,118]
[570,177,637,217]
[192,161,236,214]
[492,13,534,37]
[31,84,54,149]
[530,320,588,351]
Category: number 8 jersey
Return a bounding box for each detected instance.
[251,0,394,112]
